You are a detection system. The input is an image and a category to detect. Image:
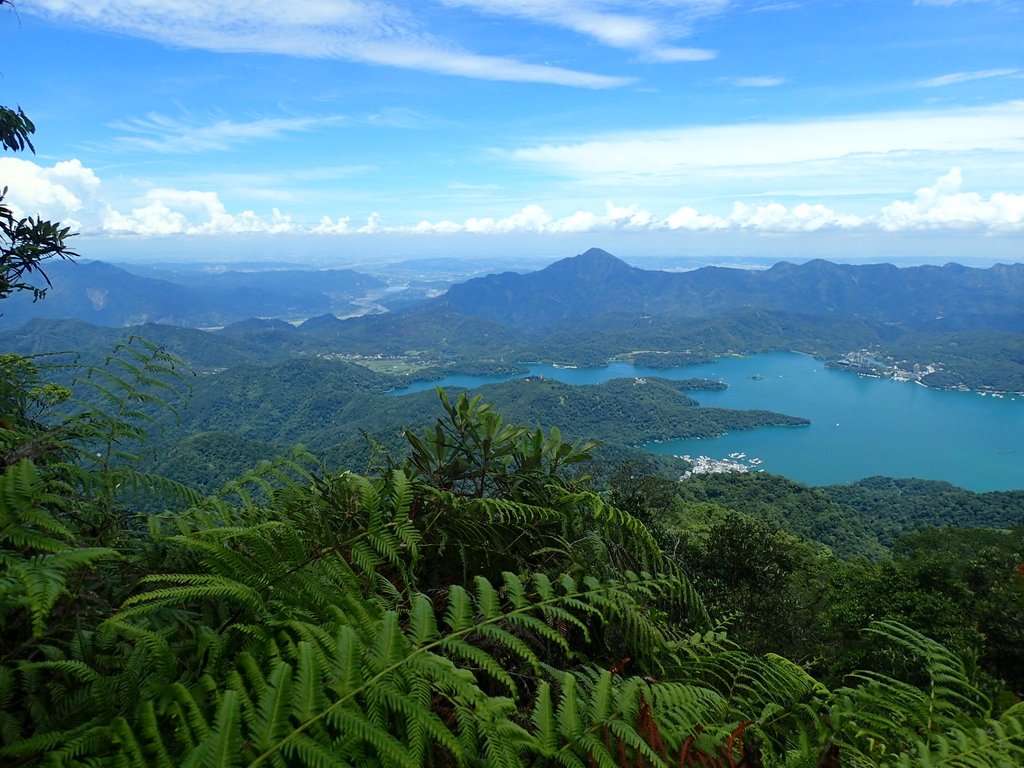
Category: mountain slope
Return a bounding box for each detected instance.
[437,248,1024,332]
[0,260,385,328]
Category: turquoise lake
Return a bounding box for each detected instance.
[392,353,1024,491]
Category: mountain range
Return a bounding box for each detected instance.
[0,260,384,328]
[437,248,1024,332]
[5,249,1024,337]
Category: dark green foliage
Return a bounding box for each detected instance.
[669,507,832,661]
[1,317,317,374]
[297,306,527,363]
[2,342,1023,765]
[829,621,1024,767]
[907,331,1024,392]
[145,432,294,496]
[528,308,888,367]
[1,369,811,767]
[0,105,36,153]
[825,477,1024,545]
[467,376,808,447]
[58,356,801,490]
[863,527,1024,695]
[651,471,1024,692]
[172,358,400,445]
[675,472,884,559]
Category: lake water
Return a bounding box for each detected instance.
[391,353,1024,491]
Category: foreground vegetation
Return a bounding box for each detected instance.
[2,342,1023,767]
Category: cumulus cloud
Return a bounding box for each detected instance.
[312,215,353,234]
[4,158,1022,239]
[0,157,101,229]
[372,173,1021,235]
[21,0,631,87]
[109,113,347,154]
[336,200,863,235]
[405,201,659,235]
[102,189,296,235]
[666,202,863,231]
[355,212,384,234]
[879,168,1024,231]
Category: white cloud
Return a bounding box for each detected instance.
[646,47,717,63]
[916,68,1019,88]
[751,2,801,10]
[733,76,787,87]
[433,201,657,235]
[666,202,863,231]
[729,202,864,231]
[377,173,1021,235]
[22,0,631,87]
[665,206,728,230]
[357,212,383,234]
[4,157,1021,239]
[102,189,296,235]
[404,199,861,234]
[312,215,353,234]
[438,0,721,62]
[348,41,631,87]
[411,218,463,234]
[341,199,862,235]
[914,0,991,5]
[879,168,1024,231]
[0,157,101,229]
[109,113,347,154]
[464,204,552,234]
[506,101,1024,181]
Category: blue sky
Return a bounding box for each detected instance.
[2,0,1023,263]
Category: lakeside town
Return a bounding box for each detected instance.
[828,349,1022,397]
[678,452,765,479]
[829,349,941,385]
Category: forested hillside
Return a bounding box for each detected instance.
[132,363,807,492]
[3,341,1023,767]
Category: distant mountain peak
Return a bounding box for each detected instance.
[542,248,634,276]
[578,247,618,260]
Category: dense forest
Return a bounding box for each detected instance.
[4,97,1024,767]
[3,340,1024,767]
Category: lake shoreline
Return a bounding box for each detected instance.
[389,353,1024,492]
